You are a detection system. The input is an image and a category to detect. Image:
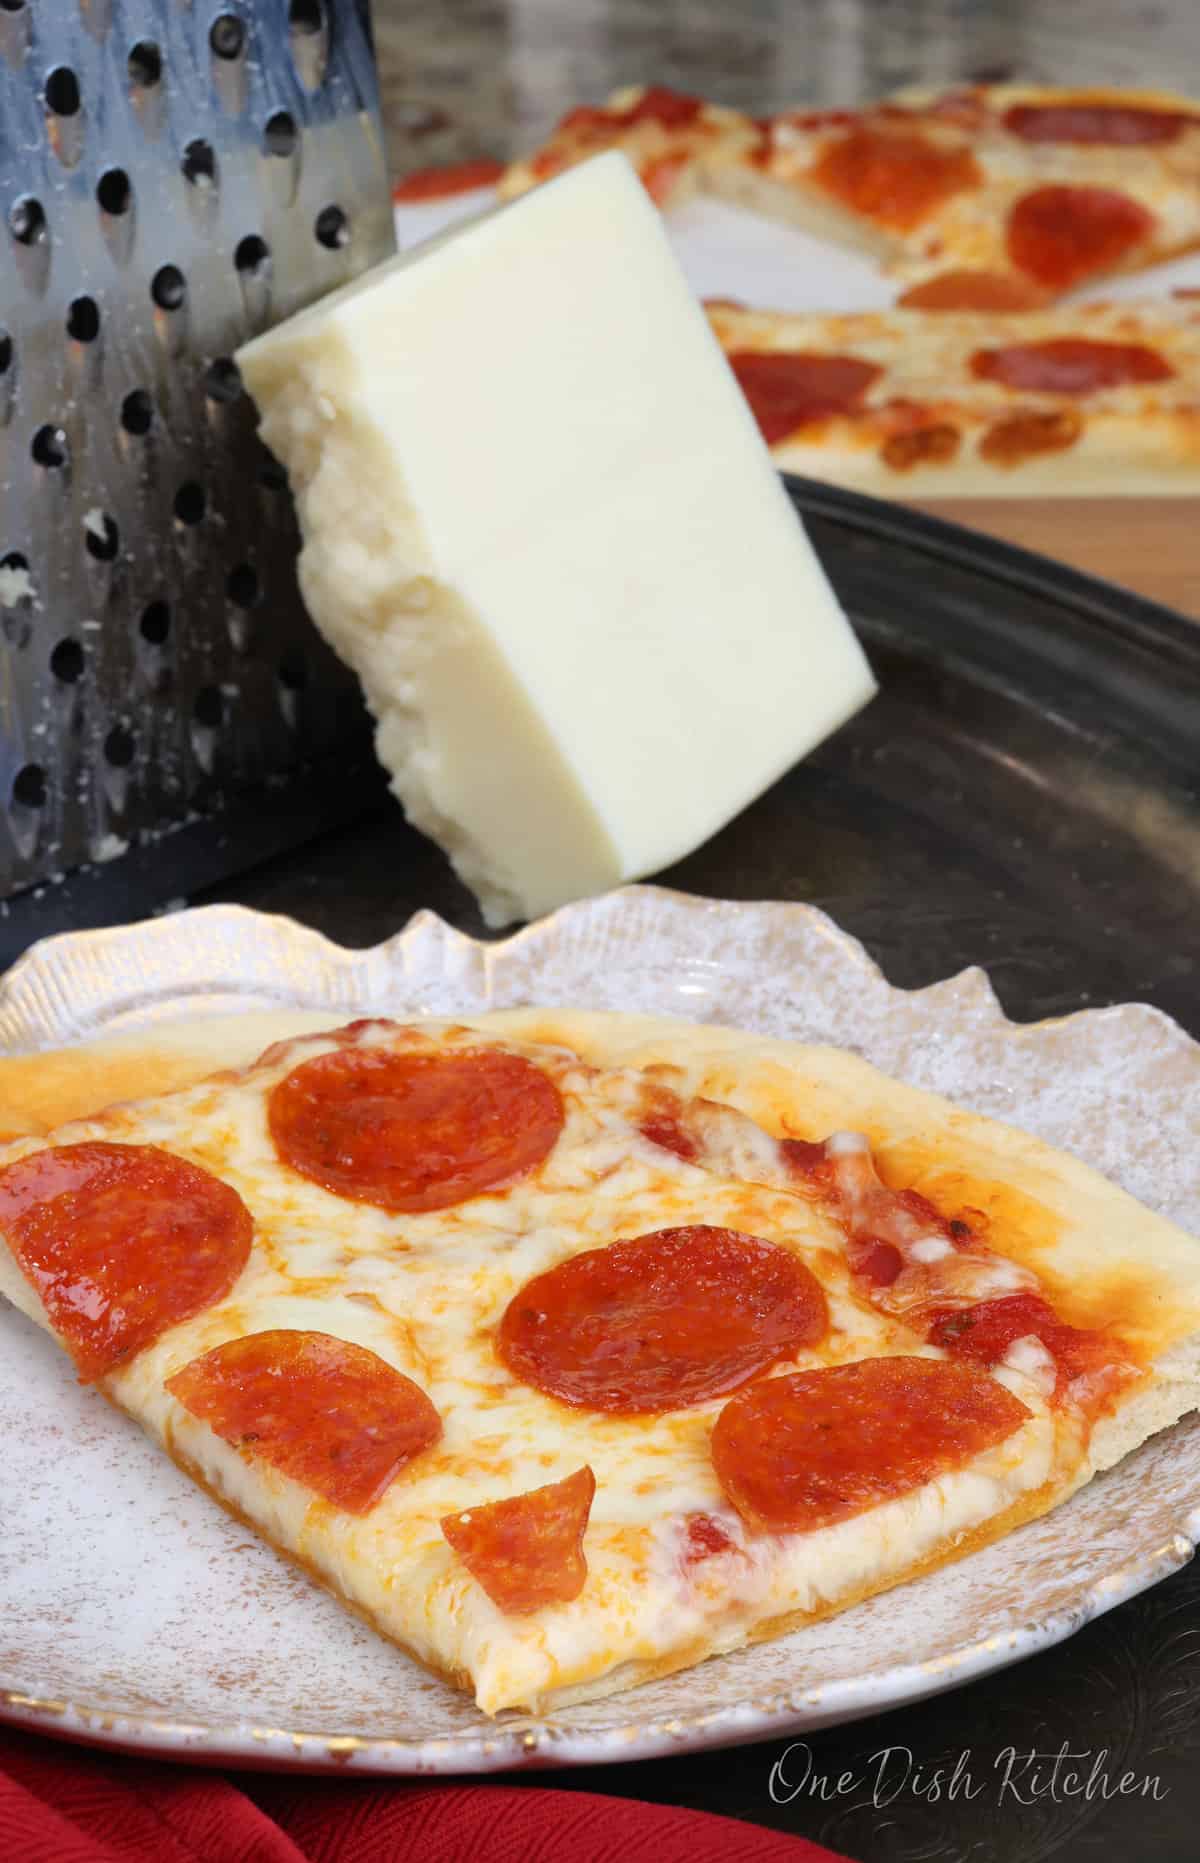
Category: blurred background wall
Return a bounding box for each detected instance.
[375,0,1199,176]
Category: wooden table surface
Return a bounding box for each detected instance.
[915,499,1200,620]
[372,0,1200,621]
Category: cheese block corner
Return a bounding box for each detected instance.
[237,151,876,925]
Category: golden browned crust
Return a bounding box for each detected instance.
[532,1472,1082,1713]
[150,1407,474,1702]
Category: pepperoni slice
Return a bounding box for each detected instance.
[556,88,701,144]
[637,1089,700,1163]
[268,1046,564,1213]
[881,424,960,471]
[393,159,504,201]
[727,352,882,445]
[682,1512,738,1565]
[167,1330,441,1513]
[971,337,1173,395]
[441,1466,595,1614]
[1007,186,1154,290]
[780,1135,832,1184]
[712,1357,1030,1534]
[498,1225,827,1414]
[898,270,1049,310]
[0,1142,252,1382]
[811,127,982,233]
[979,408,1082,466]
[1004,102,1196,146]
[624,85,704,130]
[927,1293,1114,1393]
[640,152,692,205]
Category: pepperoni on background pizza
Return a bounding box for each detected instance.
[498,1224,828,1413]
[167,1330,442,1513]
[711,1357,1031,1534]
[0,1141,252,1381]
[809,124,983,233]
[1007,185,1155,290]
[268,1045,565,1213]
[978,409,1083,466]
[1003,99,1200,146]
[441,1466,596,1613]
[726,351,882,443]
[970,337,1173,393]
[393,158,505,201]
[898,270,1049,310]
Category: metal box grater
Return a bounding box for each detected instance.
[0,0,395,901]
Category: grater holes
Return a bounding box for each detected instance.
[0,553,34,642]
[45,67,81,115]
[234,233,270,276]
[0,551,34,627]
[193,685,224,728]
[173,481,206,526]
[67,296,100,342]
[0,332,12,373]
[205,356,242,403]
[258,460,288,492]
[0,1,27,10]
[50,638,85,683]
[139,599,170,644]
[289,0,328,89]
[9,197,46,245]
[279,649,307,690]
[84,510,119,561]
[31,425,69,470]
[315,204,349,249]
[11,763,46,809]
[209,13,245,59]
[192,686,225,770]
[97,168,132,216]
[226,562,259,607]
[151,265,185,310]
[104,725,135,767]
[182,139,217,186]
[263,111,298,157]
[128,41,162,87]
[120,389,153,435]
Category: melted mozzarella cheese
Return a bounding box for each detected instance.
[1003,1335,1059,1399]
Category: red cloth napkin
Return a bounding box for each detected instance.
[0,1725,855,1863]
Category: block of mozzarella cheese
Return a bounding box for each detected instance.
[237,151,876,925]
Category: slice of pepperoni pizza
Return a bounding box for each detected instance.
[2,1012,1200,1715]
[708,82,1200,306]
[496,83,763,209]
[705,297,1200,496]
[499,81,1200,307]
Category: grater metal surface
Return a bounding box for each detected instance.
[0,0,395,900]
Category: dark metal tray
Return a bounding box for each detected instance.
[6,485,1200,1861]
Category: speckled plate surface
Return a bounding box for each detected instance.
[2,885,1199,1773]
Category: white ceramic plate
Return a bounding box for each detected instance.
[2,886,1199,1773]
